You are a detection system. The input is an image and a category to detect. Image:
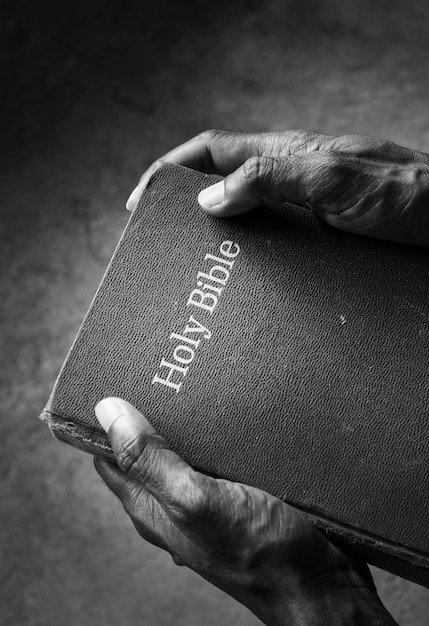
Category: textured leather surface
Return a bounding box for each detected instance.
[42,162,429,583]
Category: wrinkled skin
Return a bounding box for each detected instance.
[128,129,429,249]
[94,399,397,625]
[95,129,428,624]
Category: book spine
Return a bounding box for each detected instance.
[40,410,114,460]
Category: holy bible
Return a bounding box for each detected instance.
[41,162,429,586]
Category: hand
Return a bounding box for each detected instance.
[127,129,429,248]
[94,397,396,626]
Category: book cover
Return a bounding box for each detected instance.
[41,162,429,586]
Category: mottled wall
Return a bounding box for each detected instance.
[1,1,429,624]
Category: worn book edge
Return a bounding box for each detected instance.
[40,408,429,586]
[39,163,429,588]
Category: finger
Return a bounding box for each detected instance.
[94,456,175,553]
[126,130,337,212]
[160,130,266,173]
[126,130,262,212]
[128,130,339,211]
[158,129,337,173]
[126,159,164,211]
[197,151,342,217]
[95,397,204,514]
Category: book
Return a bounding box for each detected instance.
[41,161,429,586]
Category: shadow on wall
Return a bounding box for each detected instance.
[2,1,429,625]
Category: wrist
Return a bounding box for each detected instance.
[255,585,397,626]
[289,587,396,626]
[247,562,398,626]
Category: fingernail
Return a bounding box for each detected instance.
[95,397,129,433]
[126,160,164,212]
[198,180,225,211]
[126,183,144,212]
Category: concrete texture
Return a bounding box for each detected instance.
[1,0,429,624]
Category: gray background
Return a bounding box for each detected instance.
[1,0,429,624]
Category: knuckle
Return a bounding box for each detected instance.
[334,134,407,162]
[117,435,142,475]
[301,152,346,210]
[197,129,230,167]
[292,128,308,139]
[197,128,224,144]
[307,150,342,174]
[242,155,261,181]
[336,134,378,152]
[136,438,164,481]
[289,129,321,153]
[243,155,275,185]
[324,155,351,189]
[117,434,159,481]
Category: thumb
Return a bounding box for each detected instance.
[95,397,195,504]
[198,153,331,217]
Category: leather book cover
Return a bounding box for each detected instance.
[41,162,429,586]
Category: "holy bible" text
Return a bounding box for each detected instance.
[151,240,240,393]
